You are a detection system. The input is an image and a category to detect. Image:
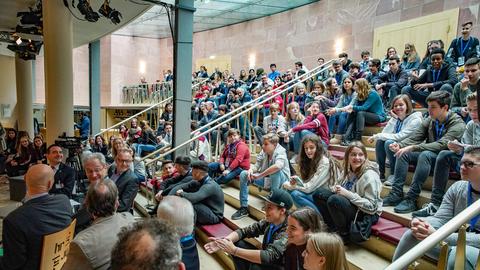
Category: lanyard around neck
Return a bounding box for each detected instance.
[266,223,282,244]
[432,69,441,82]
[467,183,480,231]
[434,115,449,141]
[460,37,472,56]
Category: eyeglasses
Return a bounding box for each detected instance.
[117,159,132,164]
[461,161,480,169]
[388,63,397,66]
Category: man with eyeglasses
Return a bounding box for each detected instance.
[107,148,138,213]
[413,92,480,217]
[402,48,457,108]
[382,91,465,214]
[392,146,480,269]
[446,21,480,67]
[376,55,408,107]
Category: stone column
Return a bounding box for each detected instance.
[14,56,34,136]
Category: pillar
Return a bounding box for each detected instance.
[15,56,34,137]
[172,0,195,157]
[89,40,101,135]
[43,0,74,144]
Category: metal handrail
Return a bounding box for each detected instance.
[92,97,173,139]
[385,198,480,270]
[141,60,334,164]
[192,77,210,88]
[186,60,334,137]
[122,81,171,90]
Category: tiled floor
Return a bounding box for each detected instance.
[0,175,23,241]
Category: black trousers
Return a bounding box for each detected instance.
[194,203,221,225]
[344,111,379,141]
[313,188,358,235]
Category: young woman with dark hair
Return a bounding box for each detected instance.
[5,134,36,176]
[326,77,357,144]
[283,135,340,213]
[32,135,47,164]
[284,207,325,270]
[92,135,108,156]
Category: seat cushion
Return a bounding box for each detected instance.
[371,217,403,236]
[329,150,344,160]
[378,227,408,245]
[199,222,234,238]
[376,122,388,127]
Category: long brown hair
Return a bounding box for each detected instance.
[285,102,305,123]
[290,207,325,233]
[298,135,340,186]
[308,232,349,270]
[354,78,370,101]
[343,141,370,179]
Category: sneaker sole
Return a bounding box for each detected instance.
[394,208,417,214]
[231,213,249,220]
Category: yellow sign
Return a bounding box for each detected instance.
[40,219,77,270]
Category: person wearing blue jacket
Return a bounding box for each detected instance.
[75,112,90,140]
[342,78,386,145]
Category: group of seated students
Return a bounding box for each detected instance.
[0,21,480,269]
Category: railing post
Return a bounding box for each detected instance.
[454,225,467,270]
[437,242,449,270]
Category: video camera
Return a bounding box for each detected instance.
[55,133,83,152]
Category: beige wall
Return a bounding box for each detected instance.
[35,44,89,106]
[0,55,17,128]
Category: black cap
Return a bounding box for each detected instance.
[191,160,209,172]
[261,189,293,210]
[174,156,191,166]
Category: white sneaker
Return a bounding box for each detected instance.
[384,175,395,186]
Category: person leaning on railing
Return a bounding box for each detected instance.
[392,145,480,270]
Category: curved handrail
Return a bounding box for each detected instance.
[141,60,334,164]
[385,198,480,270]
[192,77,210,89]
[186,60,334,137]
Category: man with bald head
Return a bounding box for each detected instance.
[0,164,73,270]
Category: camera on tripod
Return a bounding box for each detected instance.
[55,133,83,151]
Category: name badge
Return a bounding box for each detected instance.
[458,56,465,66]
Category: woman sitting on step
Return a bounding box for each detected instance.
[326,77,357,145]
[284,207,325,270]
[281,102,305,151]
[283,135,340,213]
[302,232,349,270]
[367,94,423,183]
[313,141,382,244]
[341,78,386,146]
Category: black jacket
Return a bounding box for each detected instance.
[447,36,480,65]
[49,163,76,198]
[108,169,139,212]
[0,194,73,270]
[160,170,193,196]
[378,67,408,89]
[411,63,458,91]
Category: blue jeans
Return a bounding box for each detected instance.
[239,170,287,207]
[375,139,396,178]
[328,112,348,135]
[293,130,315,153]
[208,162,244,185]
[391,151,438,200]
[431,150,462,205]
[136,144,157,157]
[289,190,320,213]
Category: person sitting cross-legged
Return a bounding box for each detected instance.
[232,133,290,220]
[392,146,480,270]
[413,92,480,218]
[204,189,293,270]
[282,135,341,213]
[382,91,465,214]
[208,128,251,185]
[172,160,224,225]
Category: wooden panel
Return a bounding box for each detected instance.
[373,8,459,59]
[195,55,232,74]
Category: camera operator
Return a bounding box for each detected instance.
[46,144,76,199]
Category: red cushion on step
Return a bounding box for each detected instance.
[378,227,408,245]
[371,217,403,236]
[199,222,234,238]
[329,150,344,160]
[375,122,388,127]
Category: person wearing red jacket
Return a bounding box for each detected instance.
[208,128,250,184]
[288,101,329,156]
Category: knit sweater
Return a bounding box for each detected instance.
[352,91,387,122]
[425,181,480,248]
[371,111,423,142]
[263,115,288,135]
[463,120,480,146]
[283,156,340,194]
[219,140,251,170]
[450,80,480,114]
[292,113,330,145]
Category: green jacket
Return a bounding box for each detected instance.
[399,111,465,153]
[450,81,479,114]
